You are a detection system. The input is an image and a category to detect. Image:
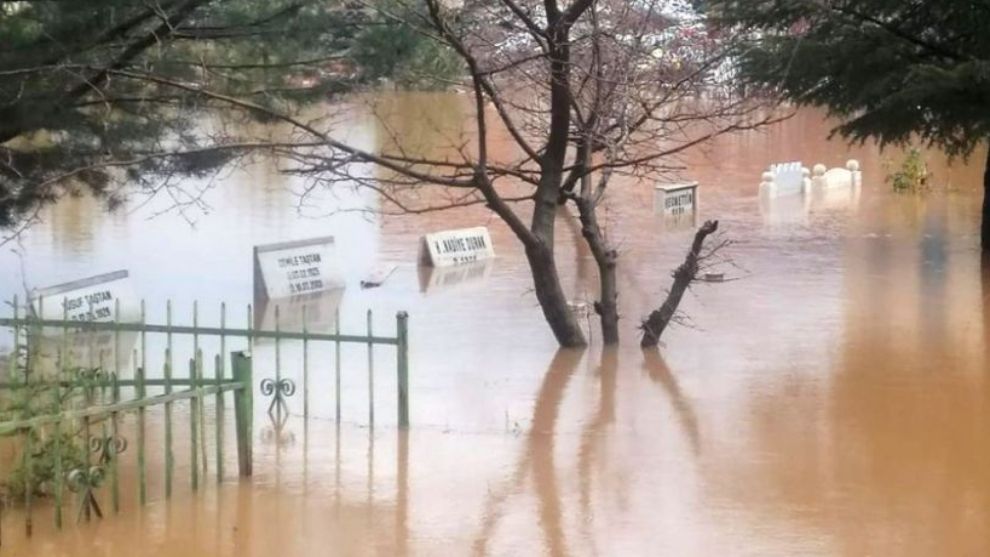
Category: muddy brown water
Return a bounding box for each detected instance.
[0,93,988,555]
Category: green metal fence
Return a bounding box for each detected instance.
[0,345,253,537]
[0,296,410,538]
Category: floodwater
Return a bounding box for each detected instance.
[1,92,988,556]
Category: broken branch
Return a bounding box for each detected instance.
[640,220,720,348]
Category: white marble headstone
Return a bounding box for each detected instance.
[29,270,140,372]
[31,270,138,322]
[420,227,495,267]
[253,237,344,300]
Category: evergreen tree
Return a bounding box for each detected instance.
[0,0,458,231]
[710,1,990,248]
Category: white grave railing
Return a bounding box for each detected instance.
[759,161,810,197]
[811,159,862,190]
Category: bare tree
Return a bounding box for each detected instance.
[639,219,725,347]
[5,0,775,346]
[280,0,774,346]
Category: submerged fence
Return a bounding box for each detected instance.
[0,296,410,537]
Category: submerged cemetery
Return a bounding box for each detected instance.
[1,1,988,556]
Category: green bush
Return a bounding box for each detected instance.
[5,429,87,499]
[1,343,96,500]
[885,147,931,192]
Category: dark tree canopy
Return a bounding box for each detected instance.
[710,1,990,155]
[0,0,455,230]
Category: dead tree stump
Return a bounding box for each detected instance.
[640,220,720,348]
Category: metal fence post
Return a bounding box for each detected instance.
[232,351,253,477]
[396,312,409,429]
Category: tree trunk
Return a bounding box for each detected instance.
[641,220,719,348]
[573,197,619,345]
[982,147,990,251]
[596,257,620,344]
[525,243,587,347]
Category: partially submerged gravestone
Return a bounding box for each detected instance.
[654,182,699,217]
[654,182,700,230]
[419,226,495,267]
[31,270,139,322]
[29,270,140,371]
[253,236,344,300]
[253,236,345,333]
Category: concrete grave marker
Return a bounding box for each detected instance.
[30,270,139,371]
[253,237,344,300]
[420,227,495,267]
[32,270,139,322]
[654,182,699,217]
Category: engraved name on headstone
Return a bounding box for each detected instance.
[420,227,495,268]
[253,237,344,300]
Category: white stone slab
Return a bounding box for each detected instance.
[31,270,139,322]
[420,227,495,267]
[253,237,344,300]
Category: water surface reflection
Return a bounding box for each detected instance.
[1,94,988,555]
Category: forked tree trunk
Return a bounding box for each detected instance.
[641,220,719,348]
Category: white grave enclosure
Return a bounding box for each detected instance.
[654,182,699,217]
[759,161,811,197]
[31,270,139,322]
[420,227,495,267]
[253,237,344,300]
[812,160,862,189]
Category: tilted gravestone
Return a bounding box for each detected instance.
[31,270,138,322]
[30,270,140,371]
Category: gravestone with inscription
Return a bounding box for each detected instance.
[31,270,139,322]
[253,237,344,300]
[419,227,495,267]
[654,182,699,217]
[30,270,140,372]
